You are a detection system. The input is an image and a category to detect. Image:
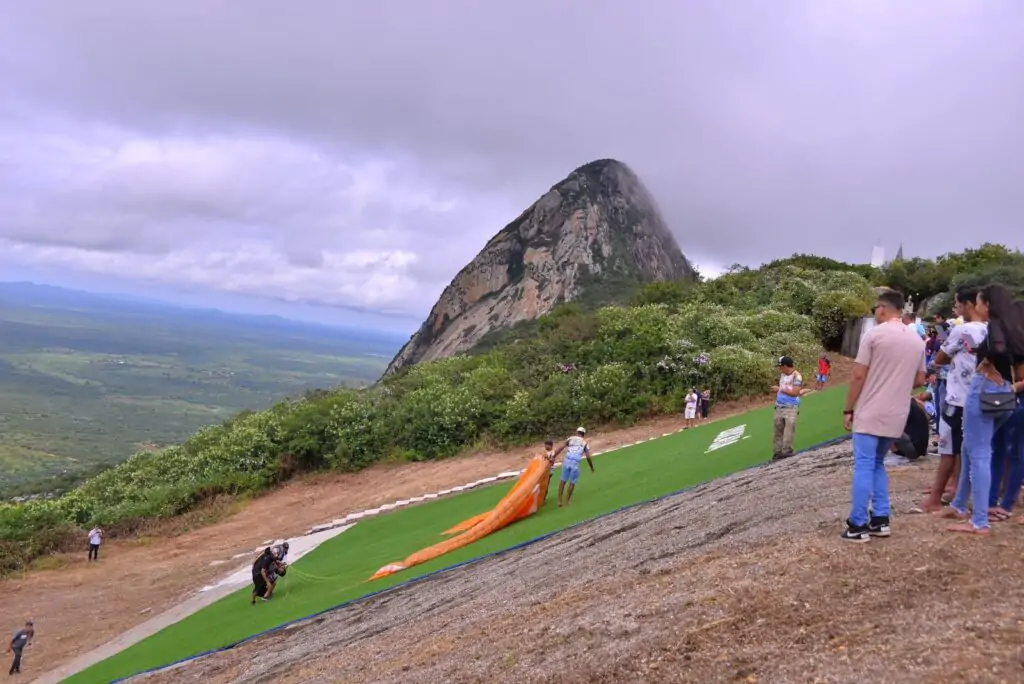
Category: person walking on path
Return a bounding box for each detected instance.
[770,356,809,462]
[87,526,103,561]
[6,620,33,676]
[842,289,926,542]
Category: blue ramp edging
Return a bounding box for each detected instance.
[111,431,852,683]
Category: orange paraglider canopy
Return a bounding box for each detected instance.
[369,455,551,581]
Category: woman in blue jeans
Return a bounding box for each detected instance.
[945,374,1013,533]
[944,285,1024,535]
[989,396,1024,518]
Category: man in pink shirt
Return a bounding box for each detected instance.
[841,289,926,542]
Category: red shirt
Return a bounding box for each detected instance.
[817,358,831,375]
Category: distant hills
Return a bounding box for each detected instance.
[0,281,405,494]
[0,281,408,348]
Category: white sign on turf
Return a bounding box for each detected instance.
[705,424,749,453]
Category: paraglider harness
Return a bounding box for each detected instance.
[268,543,289,582]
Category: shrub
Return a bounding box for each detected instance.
[573,362,644,424]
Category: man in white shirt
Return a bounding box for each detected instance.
[921,286,988,514]
[88,527,103,562]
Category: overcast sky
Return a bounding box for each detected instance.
[2,1,1023,330]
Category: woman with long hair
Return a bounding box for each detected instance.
[944,284,1024,534]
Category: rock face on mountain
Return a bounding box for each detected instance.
[384,159,694,376]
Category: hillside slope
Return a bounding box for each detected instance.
[385,158,694,375]
[3,369,855,684]
[139,442,1024,684]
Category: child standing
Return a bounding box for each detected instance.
[815,353,831,390]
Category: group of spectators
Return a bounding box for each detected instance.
[842,284,1024,542]
[921,285,1024,532]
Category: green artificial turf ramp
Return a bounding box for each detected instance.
[71,388,847,683]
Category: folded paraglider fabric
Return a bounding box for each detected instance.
[369,455,551,581]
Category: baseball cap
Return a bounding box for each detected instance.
[576,426,586,434]
[777,356,794,368]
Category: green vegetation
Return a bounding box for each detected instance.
[69,388,847,683]
[0,283,400,495]
[876,243,1024,308]
[4,244,1021,577]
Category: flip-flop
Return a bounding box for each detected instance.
[989,509,1012,522]
[947,522,991,535]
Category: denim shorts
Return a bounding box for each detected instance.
[561,463,581,485]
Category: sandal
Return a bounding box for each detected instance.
[989,508,1012,522]
[947,522,991,535]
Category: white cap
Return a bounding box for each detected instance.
[577,426,586,434]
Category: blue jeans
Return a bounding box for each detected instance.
[560,463,580,485]
[934,380,946,432]
[990,404,1024,510]
[951,374,1013,529]
[848,433,896,527]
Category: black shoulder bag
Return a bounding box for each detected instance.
[980,366,1018,416]
[980,322,1019,416]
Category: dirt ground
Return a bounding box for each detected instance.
[4,359,855,681]
[140,442,1024,684]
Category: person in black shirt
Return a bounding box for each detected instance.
[251,546,279,604]
[893,399,930,460]
[6,620,33,675]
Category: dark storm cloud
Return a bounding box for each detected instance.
[1,1,1023,314]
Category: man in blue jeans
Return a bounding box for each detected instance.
[841,289,926,542]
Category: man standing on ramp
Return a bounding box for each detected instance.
[553,427,595,507]
[771,356,806,462]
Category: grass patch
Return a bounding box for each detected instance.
[70,388,847,683]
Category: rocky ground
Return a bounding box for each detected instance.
[137,441,1024,684]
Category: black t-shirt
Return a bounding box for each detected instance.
[252,548,275,577]
[895,400,930,459]
[11,630,30,650]
[977,319,1024,383]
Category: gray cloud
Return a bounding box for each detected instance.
[1,1,1023,315]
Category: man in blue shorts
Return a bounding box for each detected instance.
[552,427,595,507]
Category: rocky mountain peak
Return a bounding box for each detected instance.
[384,159,694,376]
